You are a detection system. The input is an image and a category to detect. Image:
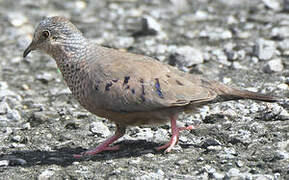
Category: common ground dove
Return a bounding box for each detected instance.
[23,16,280,158]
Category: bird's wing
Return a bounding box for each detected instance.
[87,46,217,112]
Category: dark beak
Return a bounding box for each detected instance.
[23,41,36,58]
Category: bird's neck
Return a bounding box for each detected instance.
[48,38,91,81]
[50,37,89,64]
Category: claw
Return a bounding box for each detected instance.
[73,126,125,158]
[156,115,197,152]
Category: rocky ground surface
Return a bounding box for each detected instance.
[0,0,289,179]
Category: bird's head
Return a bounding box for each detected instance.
[23,16,84,58]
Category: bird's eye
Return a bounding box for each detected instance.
[42,30,50,39]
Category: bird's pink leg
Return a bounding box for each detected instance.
[156,115,196,153]
[74,125,125,158]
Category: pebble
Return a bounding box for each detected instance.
[232,62,247,70]
[22,122,31,130]
[262,0,281,11]
[254,39,276,60]
[0,160,9,167]
[271,26,289,39]
[114,36,134,48]
[5,127,13,135]
[90,121,111,137]
[0,102,10,114]
[12,135,22,142]
[0,81,8,90]
[236,160,244,168]
[6,12,28,27]
[6,109,21,121]
[36,72,54,83]
[170,0,189,13]
[284,0,289,11]
[263,58,284,73]
[227,168,240,177]
[0,89,20,99]
[277,83,288,90]
[153,128,168,142]
[199,27,232,40]
[211,49,231,66]
[135,128,154,141]
[277,40,289,51]
[202,138,221,148]
[172,46,204,69]
[213,172,225,179]
[38,169,55,180]
[143,15,162,33]
[11,56,22,64]
[176,159,189,165]
[32,111,58,122]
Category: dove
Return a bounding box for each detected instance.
[23,16,280,158]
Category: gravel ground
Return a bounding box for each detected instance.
[0,0,289,179]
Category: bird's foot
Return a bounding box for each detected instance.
[156,115,197,153]
[73,125,125,158]
[73,145,120,158]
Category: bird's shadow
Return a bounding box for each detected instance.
[0,140,198,167]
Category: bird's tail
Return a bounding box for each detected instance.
[211,81,280,102]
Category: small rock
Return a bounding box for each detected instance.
[6,12,28,27]
[11,56,22,64]
[11,143,25,148]
[114,36,134,49]
[232,62,247,70]
[12,135,22,142]
[211,49,231,66]
[213,172,225,179]
[226,51,238,61]
[199,27,232,40]
[227,168,240,177]
[278,40,289,51]
[284,0,289,11]
[207,145,222,151]
[36,72,54,84]
[277,83,288,90]
[143,15,162,33]
[22,122,31,130]
[169,46,203,71]
[153,128,168,142]
[0,160,9,167]
[262,0,281,11]
[227,15,238,24]
[170,0,189,12]
[38,169,55,180]
[176,159,189,165]
[90,121,111,137]
[202,138,221,148]
[4,127,13,135]
[251,56,259,63]
[197,157,204,161]
[135,128,154,141]
[0,89,19,99]
[271,26,289,39]
[0,81,8,90]
[32,111,58,122]
[254,39,276,60]
[21,84,30,91]
[236,160,244,167]
[72,111,89,118]
[0,102,10,114]
[6,109,21,121]
[132,16,161,38]
[237,31,251,39]
[263,59,284,73]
